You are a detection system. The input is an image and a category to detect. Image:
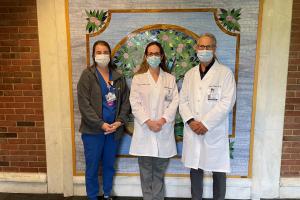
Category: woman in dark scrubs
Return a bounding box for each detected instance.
[77,40,130,200]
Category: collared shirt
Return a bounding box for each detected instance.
[199,58,215,79]
[187,58,216,125]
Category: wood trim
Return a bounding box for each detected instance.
[248,0,264,178]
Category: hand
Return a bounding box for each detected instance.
[157,118,166,127]
[146,120,162,132]
[188,120,208,135]
[101,123,114,134]
[188,120,200,133]
[109,121,122,133]
[197,121,208,135]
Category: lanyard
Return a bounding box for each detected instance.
[95,68,114,93]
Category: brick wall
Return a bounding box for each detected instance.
[281,0,300,177]
[0,0,46,173]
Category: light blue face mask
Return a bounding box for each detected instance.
[146,56,161,68]
[197,50,214,63]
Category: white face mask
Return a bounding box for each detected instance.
[95,54,110,68]
[197,50,214,63]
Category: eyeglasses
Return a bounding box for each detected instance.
[96,51,110,55]
[197,45,215,50]
[147,52,161,56]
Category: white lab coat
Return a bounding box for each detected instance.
[129,69,179,158]
[179,61,236,172]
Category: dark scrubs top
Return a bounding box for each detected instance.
[96,68,116,124]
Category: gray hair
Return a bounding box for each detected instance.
[198,33,217,47]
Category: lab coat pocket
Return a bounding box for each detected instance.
[158,123,173,140]
[204,126,226,146]
[137,83,150,97]
[183,123,194,141]
[133,122,149,140]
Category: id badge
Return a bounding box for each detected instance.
[105,91,116,106]
[164,88,173,102]
[207,85,220,101]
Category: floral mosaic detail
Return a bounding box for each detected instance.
[218,8,241,32]
[113,29,198,81]
[85,10,108,33]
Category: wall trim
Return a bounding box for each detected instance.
[280,178,300,198]
[74,176,251,199]
[0,173,47,193]
[0,174,299,199]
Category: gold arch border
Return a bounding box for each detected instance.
[80,8,245,177]
[111,23,199,57]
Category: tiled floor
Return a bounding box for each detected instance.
[0,194,74,200]
[0,194,189,200]
[1,194,298,200]
[0,194,138,200]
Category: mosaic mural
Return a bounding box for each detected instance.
[68,1,260,177]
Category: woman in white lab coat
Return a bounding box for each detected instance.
[129,41,179,200]
[179,33,236,200]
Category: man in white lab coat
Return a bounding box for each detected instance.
[179,33,236,200]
